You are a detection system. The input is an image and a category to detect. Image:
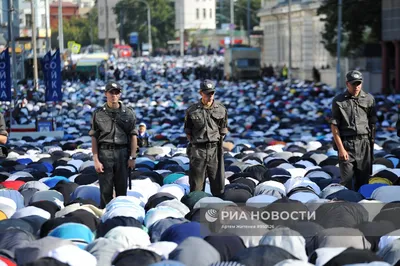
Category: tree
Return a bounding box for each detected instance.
[114,0,175,49]
[51,7,101,49]
[317,0,381,57]
[216,0,261,30]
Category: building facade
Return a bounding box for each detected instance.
[1,0,20,43]
[257,0,332,80]
[50,1,79,29]
[382,0,400,94]
[175,0,216,30]
[19,0,50,53]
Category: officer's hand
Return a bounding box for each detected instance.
[128,159,136,169]
[339,149,349,161]
[94,161,104,173]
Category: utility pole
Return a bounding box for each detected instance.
[147,2,152,55]
[89,11,93,46]
[336,0,342,90]
[220,0,223,27]
[31,0,39,91]
[105,0,109,54]
[180,0,184,56]
[230,0,234,46]
[44,0,50,51]
[8,0,17,83]
[288,0,292,86]
[247,0,250,46]
[58,0,64,52]
[119,9,124,44]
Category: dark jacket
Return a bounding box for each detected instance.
[330,90,377,137]
[184,100,228,144]
[89,102,137,144]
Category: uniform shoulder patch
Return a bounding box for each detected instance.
[187,103,199,113]
[93,107,104,114]
[125,106,135,114]
[214,100,226,110]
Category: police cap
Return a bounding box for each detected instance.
[346,70,363,84]
[200,79,215,93]
[105,82,122,92]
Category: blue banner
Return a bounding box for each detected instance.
[0,49,12,101]
[40,50,51,97]
[43,49,62,102]
[129,32,138,45]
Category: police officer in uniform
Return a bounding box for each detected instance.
[184,79,228,196]
[330,70,377,191]
[89,82,138,208]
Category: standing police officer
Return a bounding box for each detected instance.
[330,70,377,191]
[184,80,228,196]
[89,82,138,208]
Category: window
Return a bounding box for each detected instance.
[210,8,212,18]
[25,14,32,28]
[203,8,206,19]
[196,8,199,19]
[235,59,260,68]
[236,59,249,68]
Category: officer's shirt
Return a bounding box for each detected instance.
[330,90,377,136]
[89,102,137,144]
[184,100,228,144]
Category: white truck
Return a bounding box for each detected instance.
[142,43,151,56]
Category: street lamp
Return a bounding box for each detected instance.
[136,0,152,55]
[230,0,234,46]
[7,0,18,92]
[31,0,39,91]
[288,0,292,86]
[58,0,64,53]
[179,0,184,57]
[336,0,342,90]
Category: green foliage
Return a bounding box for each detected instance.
[51,7,101,48]
[114,0,175,49]
[216,0,261,30]
[317,0,382,57]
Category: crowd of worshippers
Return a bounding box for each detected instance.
[0,56,398,265]
[0,139,399,265]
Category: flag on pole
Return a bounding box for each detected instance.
[42,49,62,102]
[40,50,51,96]
[0,49,12,101]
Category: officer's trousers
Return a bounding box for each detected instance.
[339,137,371,191]
[98,147,128,208]
[189,144,224,196]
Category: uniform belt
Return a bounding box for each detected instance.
[100,143,127,150]
[341,134,369,140]
[192,142,218,148]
